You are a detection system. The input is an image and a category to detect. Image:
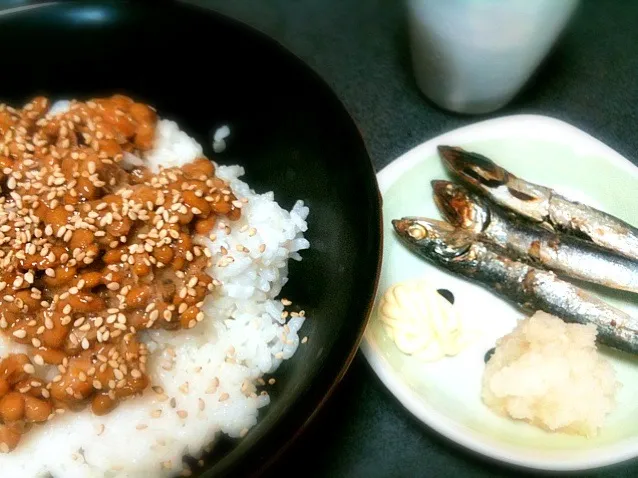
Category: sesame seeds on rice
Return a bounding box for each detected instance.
[0,98,309,477]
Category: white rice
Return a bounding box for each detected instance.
[0,115,310,477]
[212,125,230,153]
[47,100,71,116]
[145,120,204,169]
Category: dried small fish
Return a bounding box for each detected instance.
[392,217,638,355]
[432,180,638,293]
[438,145,638,261]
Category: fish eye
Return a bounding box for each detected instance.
[407,224,428,240]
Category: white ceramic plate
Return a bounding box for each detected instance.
[361,115,638,471]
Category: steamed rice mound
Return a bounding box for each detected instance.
[482,311,619,437]
[0,101,310,477]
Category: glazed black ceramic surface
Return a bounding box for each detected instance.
[0,2,382,476]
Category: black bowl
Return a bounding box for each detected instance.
[0,1,382,477]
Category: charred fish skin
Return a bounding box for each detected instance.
[392,217,638,355]
[548,193,638,262]
[432,180,638,294]
[436,146,552,222]
[437,145,638,261]
[431,179,489,235]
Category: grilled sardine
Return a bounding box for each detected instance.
[392,217,638,355]
[432,180,638,294]
[438,145,638,261]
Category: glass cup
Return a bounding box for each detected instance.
[406,0,580,114]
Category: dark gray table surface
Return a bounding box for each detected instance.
[186,1,638,477]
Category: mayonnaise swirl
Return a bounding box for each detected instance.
[378,279,470,361]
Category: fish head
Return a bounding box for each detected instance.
[437,145,551,222]
[437,146,509,190]
[392,217,473,261]
[431,180,489,233]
